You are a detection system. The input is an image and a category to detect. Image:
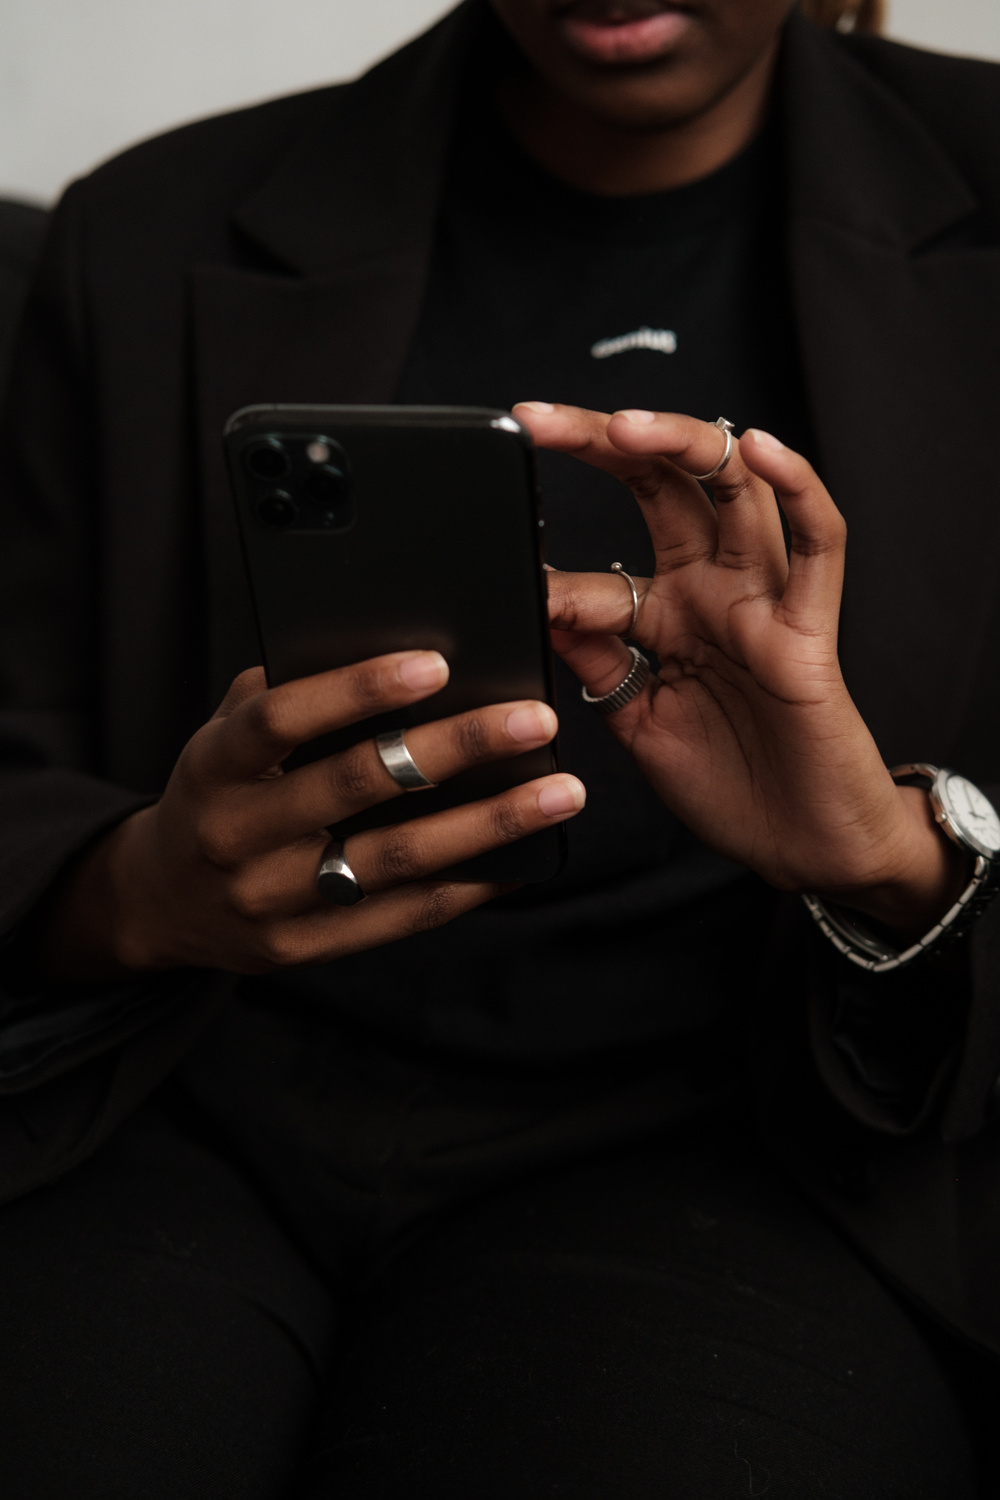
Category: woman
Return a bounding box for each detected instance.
[1,0,998,1493]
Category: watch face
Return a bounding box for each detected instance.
[942,775,1000,857]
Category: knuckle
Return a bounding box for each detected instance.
[329,742,379,805]
[256,926,303,969]
[193,808,238,868]
[796,525,846,559]
[172,751,204,801]
[713,472,756,505]
[407,882,461,935]
[455,711,492,763]
[624,469,661,504]
[486,795,527,846]
[555,582,588,632]
[227,874,270,923]
[218,666,266,715]
[349,663,388,716]
[245,691,291,755]
[372,828,422,886]
[178,724,217,786]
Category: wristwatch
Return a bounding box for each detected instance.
[803,764,1000,973]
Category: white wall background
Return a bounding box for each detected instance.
[2,0,998,205]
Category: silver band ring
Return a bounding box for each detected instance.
[317,837,366,905]
[692,417,735,483]
[376,728,437,791]
[611,562,639,638]
[581,645,651,716]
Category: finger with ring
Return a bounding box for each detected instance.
[317,837,366,905]
[691,417,735,482]
[376,729,437,791]
[317,773,586,902]
[235,699,559,856]
[610,562,640,638]
[581,645,651,715]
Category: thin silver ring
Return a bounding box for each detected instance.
[376,729,437,791]
[692,417,735,482]
[317,837,366,905]
[611,562,639,638]
[581,645,651,716]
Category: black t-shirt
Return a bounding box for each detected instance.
[257,102,812,1060]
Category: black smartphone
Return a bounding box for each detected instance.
[224,403,564,883]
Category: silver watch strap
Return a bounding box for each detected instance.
[803,763,1000,973]
[803,855,994,973]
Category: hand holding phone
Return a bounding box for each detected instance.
[225,404,565,883]
[35,653,585,983]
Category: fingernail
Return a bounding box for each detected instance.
[616,409,656,425]
[538,775,586,817]
[746,428,784,452]
[507,704,557,744]
[514,401,555,414]
[398,651,448,691]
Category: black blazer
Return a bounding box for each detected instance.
[0,200,47,401]
[2,3,1000,1353]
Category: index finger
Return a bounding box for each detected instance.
[514,401,716,559]
[604,409,788,576]
[198,651,450,783]
[545,567,653,639]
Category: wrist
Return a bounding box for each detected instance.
[41,807,168,983]
[815,785,970,941]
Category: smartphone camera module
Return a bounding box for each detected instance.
[245,438,291,481]
[302,465,348,510]
[256,493,298,529]
[300,437,352,527]
[238,430,353,532]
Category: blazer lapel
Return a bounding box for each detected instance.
[782,14,1000,768]
[191,1,479,701]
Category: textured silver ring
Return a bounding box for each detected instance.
[611,562,639,638]
[692,417,735,482]
[376,729,437,791]
[317,838,366,905]
[581,646,651,716]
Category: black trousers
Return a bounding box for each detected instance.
[0,1072,988,1499]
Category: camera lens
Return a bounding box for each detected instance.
[302,465,348,508]
[245,439,290,480]
[256,493,297,528]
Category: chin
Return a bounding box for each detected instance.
[490,0,790,131]
[547,57,726,132]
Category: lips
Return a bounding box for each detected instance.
[555,1,697,66]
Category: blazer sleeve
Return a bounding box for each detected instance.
[0,181,226,1192]
[0,181,145,910]
[802,797,1000,1144]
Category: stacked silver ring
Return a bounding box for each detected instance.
[581,645,651,715]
